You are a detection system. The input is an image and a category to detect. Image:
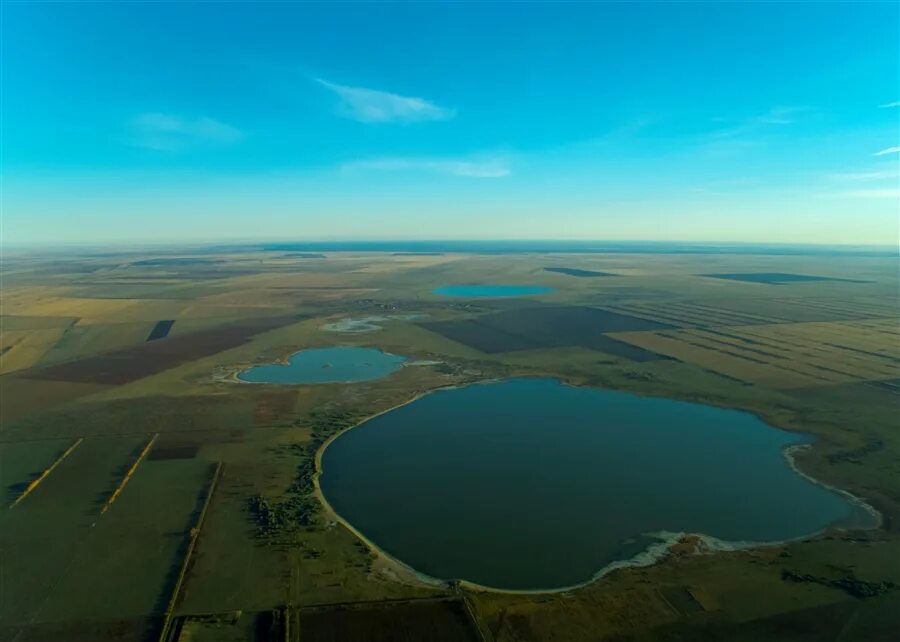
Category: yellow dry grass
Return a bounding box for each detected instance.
[193,288,302,308]
[226,272,365,289]
[0,315,77,330]
[99,433,159,515]
[350,254,462,273]
[8,438,84,508]
[39,322,155,365]
[1,295,188,324]
[0,327,68,374]
[611,318,899,388]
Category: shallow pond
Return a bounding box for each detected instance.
[237,347,405,384]
[432,284,553,297]
[320,378,874,590]
[321,314,424,333]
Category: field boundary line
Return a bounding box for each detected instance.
[157,461,223,642]
[299,595,460,610]
[8,437,84,509]
[99,432,159,515]
[462,594,491,642]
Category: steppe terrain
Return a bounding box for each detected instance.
[1,245,898,641]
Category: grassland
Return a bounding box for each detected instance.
[0,246,897,641]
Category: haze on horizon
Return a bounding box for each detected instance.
[2,2,898,246]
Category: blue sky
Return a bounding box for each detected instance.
[2,1,898,245]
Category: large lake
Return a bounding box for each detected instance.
[433,285,554,297]
[320,378,874,590]
[237,347,405,384]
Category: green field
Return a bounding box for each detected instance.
[1,247,898,641]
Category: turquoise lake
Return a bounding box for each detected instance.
[432,284,554,297]
[320,378,874,590]
[237,347,405,384]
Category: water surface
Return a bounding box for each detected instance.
[238,347,404,384]
[320,378,872,590]
[433,284,553,297]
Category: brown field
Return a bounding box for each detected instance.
[296,598,482,642]
[21,315,303,385]
[423,305,673,357]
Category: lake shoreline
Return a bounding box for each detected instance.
[233,345,407,385]
[312,376,884,595]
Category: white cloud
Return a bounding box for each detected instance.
[879,101,900,108]
[874,146,900,156]
[130,113,243,151]
[316,79,455,123]
[344,156,510,178]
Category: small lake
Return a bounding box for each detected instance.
[237,347,405,384]
[320,378,874,590]
[432,285,554,297]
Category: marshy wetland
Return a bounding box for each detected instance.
[320,378,875,590]
[432,284,554,297]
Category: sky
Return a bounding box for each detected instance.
[2,1,898,246]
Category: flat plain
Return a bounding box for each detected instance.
[1,246,898,641]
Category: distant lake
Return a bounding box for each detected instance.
[433,285,554,297]
[320,379,874,590]
[237,347,405,384]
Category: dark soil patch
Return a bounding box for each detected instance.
[1,617,158,642]
[422,306,672,358]
[148,445,199,460]
[299,598,481,642]
[641,595,897,642]
[146,319,175,342]
[22,316,302,385]
[544,267,618,277]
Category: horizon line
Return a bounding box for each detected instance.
[3,238,898,256]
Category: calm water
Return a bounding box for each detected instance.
[237,347,405,384]
[320,379,872,590]
[433,284,554,297]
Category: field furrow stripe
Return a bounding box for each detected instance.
[99,432,159,515]
[8,437,84,509]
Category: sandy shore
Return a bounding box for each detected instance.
[311,386,461,591]
[305,377,885,595]
[783,443,883,529]
[227,346,409,386]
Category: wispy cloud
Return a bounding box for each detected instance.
[130,113,243,151]
[714,106,808,131]
[316,79,455,123]
[879,101,900,108]
[835,188,900,199]
[829,168,899,182]
[874,146,900,156]
[705,106,808,149]
[343,156,509,178]
[750,106,807,125]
